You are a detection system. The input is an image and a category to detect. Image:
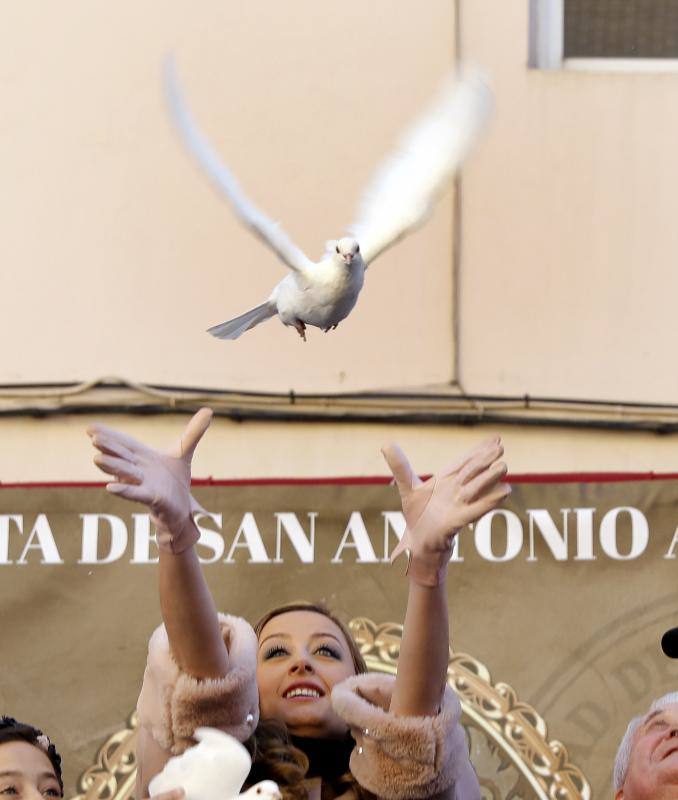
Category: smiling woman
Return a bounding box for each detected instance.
[88,410,510,800]
[242,603,368,800]
[255,604,367,739]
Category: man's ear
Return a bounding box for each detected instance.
[615,789,624,800]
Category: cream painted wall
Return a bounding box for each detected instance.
[459,0,678,403]
[0,415,675,483]
[4,2,673,403]
[0,2,676,483]
[0,1,456,392]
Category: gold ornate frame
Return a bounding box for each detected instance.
[72,618,591,800]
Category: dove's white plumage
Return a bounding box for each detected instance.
[165,60,313,277]
[164,57,492,340]
[148,728,281,800]
[349,70,493,265]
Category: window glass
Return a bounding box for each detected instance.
[564,0,678,58]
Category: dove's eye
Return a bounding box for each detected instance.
[335,245,340,253]
[355,245,359,252]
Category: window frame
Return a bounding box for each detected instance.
[528,0,678,72]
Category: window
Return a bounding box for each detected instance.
[529,0,678,70]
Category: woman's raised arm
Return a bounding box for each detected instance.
[381,438,509,717]
[88,408,229,679]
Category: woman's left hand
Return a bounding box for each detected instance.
[381,437,510,585]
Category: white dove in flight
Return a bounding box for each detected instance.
[164,58,493,341]
[148,727,281,800]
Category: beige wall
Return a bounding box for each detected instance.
[459,0,678,403]
[0,414,675,483]
[0,0,456,393]
[0,1,676,473]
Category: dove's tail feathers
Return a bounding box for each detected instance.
[207,302,276,340]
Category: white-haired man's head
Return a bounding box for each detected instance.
[614,692,678,798]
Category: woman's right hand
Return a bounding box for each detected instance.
[87,408,213,553]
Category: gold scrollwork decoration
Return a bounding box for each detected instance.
[349,618,591,800]
[71,712,138,800]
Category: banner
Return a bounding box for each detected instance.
[1,474,678,798]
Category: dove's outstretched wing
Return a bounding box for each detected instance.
[164,57,313,276]
[349,69,493,267]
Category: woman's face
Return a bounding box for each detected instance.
[257,610,357,739]
[0,741,61,800]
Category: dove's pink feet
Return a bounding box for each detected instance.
[294,320,307,341]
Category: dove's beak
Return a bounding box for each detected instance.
[343,254,353,264]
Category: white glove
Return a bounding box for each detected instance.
[381,437,510,586]
[87,409,212,553]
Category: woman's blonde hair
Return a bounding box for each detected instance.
[246,601,371,800]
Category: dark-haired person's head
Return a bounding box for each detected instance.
[0,717,63,799]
